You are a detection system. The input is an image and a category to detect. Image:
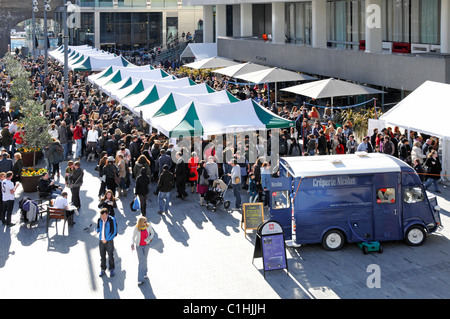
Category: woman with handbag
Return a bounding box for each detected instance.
[196,160,209,206]
[131,216,154,286]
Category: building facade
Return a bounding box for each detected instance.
[183,0,450,93]
[54,0,203,52]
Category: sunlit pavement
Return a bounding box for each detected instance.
[1,157,450,299]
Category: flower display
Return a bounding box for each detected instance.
[21,167,47,177]
[18,147,41,154]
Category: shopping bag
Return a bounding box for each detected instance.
[131,196,140,212]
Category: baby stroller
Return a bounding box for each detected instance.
[204,178,231,211]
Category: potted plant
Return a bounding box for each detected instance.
[3,53,53,192]
[18,146,43,167]
[21,167,48,193]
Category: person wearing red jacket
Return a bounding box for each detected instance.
[72,121,83,159]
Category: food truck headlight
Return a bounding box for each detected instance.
[434,205,441,212]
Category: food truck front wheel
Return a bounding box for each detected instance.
[322,230,345,251]
[405,225,427,246]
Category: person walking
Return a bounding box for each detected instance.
[196,160,209,206]
[47,138,64,179]
[157,164,174,214]
[187,151,199,194]
[102,156,119,197]
[1,171,19,226]
[135,167,150,216]
[229,159,242,209]
[175,152,188,200]
[68,161,83,209]
[423,150,442,193]
[98,189,117,217]
[131,216,155,286]
[96,208,118,277]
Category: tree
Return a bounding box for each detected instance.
[18,99,52,166]
[2,53,34,112]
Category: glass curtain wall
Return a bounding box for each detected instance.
[285,2,312,45]
[70,12,95,46]
[381,0,440,44]
[326,0,440,50]
[100,12,162,50]
[327,0,364,50]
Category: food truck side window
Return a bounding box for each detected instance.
[403,187,425,204]
[376,188,396,204]
[271,191,291,209]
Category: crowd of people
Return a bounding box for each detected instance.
[0,49,444,284]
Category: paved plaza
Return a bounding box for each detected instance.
[1,157,450,301]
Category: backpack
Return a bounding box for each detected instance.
[279,139,287,154]
[383,141,393,154]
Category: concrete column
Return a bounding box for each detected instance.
[162,11,167,47]
[271,2,285,44]
[441,0,450,54]
[240,3,252,37]
[311,0,327,48]
[232,4,241,37]
[365,0,382,53]
[94,10,100,49]
[216,4,227,38]
[203,5,214,43]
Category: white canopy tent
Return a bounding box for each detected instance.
[117,82,214,107]
[180,43,217,61]
[98,76,194,97]
[149,99,295,137]
[213,62,271,78]
[183,57,240,70]
[235,67,317,104]
[130,90,239,118]
[88,64,154,84]
[281,78,385,105]
[380,80,450,180]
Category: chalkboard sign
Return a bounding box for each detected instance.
[241,202,264,236]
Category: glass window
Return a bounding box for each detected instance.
[326,0,364,50]
[271,191,291,210]
[285,2,312,45]
[376,188,396,204]
[404,187,425,204]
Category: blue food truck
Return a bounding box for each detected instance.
[269,152,442,250]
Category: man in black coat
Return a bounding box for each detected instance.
[129,135,141,174]
[174,152,188,199]
[134,167,150,216]
[157,164,174,214]
[0,153,12,173]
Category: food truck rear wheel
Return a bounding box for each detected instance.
[405,225,426,246]
[322,230,345,251]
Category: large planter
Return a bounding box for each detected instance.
[21,151,40,167]
[21,174,43,193]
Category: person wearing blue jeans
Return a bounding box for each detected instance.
[96,208,118,277]
[423,150,442,193]
[229,159,242,209]
[158,191,171,213]
[131,216,154,285]
[157,164,174,214]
